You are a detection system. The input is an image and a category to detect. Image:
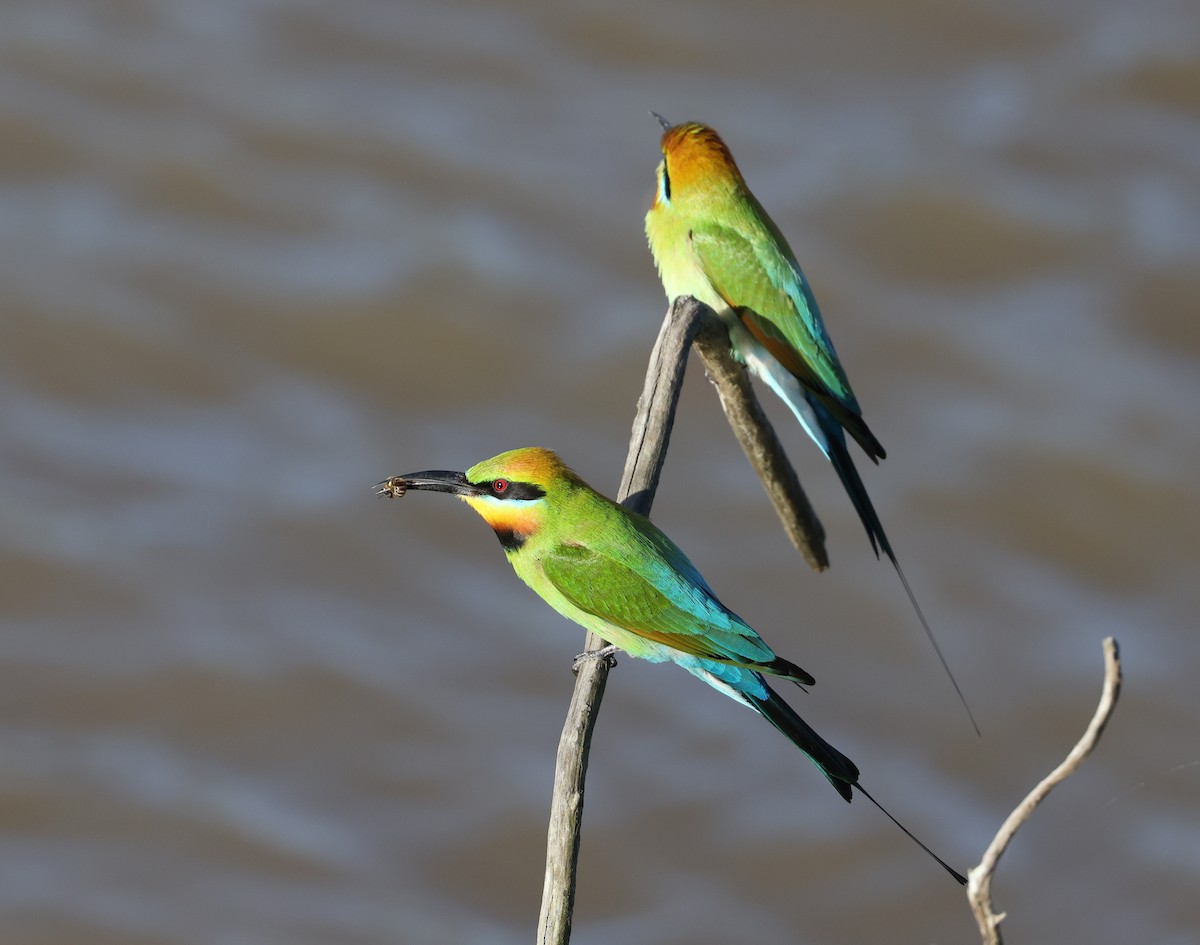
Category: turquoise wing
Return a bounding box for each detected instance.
[689,217,856,409]
[689,217,886,459]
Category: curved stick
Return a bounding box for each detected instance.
[967,637,1122,944]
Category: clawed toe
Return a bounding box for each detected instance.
[572,645,619,673]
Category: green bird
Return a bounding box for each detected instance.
[378,446,965,885]
[645,116,975,732]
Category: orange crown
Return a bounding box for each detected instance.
[659,122,744,192]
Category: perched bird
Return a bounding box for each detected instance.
[377,446,965,885]
[644,116,976,732]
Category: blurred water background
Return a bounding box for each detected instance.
[2,1,1198,942]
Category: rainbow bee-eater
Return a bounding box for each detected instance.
[377,447,965,884]
[645,116,975,731]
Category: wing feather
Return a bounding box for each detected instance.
[541,540,813,685]
[689,220,884,460]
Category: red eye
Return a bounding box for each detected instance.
[492,478,509,494]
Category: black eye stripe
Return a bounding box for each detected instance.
[660,163,671,201]
[476,480,546,501]
[503,482,545,501]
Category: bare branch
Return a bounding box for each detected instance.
[536,297,706,945]
[691,318,828,570]
[536,296,828,944]
[616,296,709,516]
[967,637,1123,944]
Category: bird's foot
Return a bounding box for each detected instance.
[572,645,619,674]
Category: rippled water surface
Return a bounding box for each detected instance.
[2,2,1198,943]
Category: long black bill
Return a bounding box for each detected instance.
[650,110,672,131]
[374,470,481,499]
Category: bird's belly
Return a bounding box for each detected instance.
[522,565,680,665]
[656,250,728,315]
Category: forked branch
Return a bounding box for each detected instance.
[536,297,824,944]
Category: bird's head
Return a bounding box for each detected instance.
[650,115,743,209]
[379,447,574,551]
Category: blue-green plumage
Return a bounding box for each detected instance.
[380,447,966,884]
[646,119,977,734]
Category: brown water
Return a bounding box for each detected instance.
[2,1,1198,942]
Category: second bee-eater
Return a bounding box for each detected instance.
[644,116,975,731]
[378,447,965,885]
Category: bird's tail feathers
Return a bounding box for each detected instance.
[816,406,980,736]
[852,782,967,886]
[745,683,858,802]
[819,411,888,561]
[740,678,967,886]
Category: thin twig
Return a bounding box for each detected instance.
[535,297,706,945]
[967,637,1123,944]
